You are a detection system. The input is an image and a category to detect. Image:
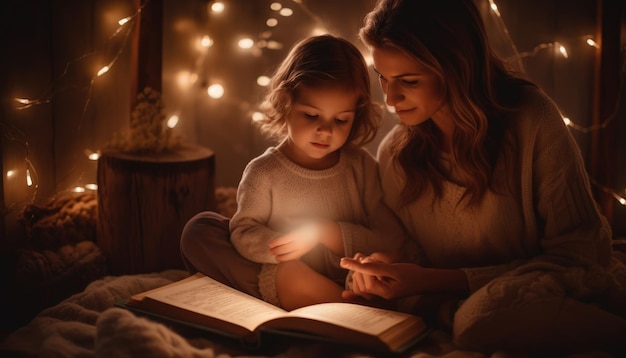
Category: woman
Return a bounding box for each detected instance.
[340,0,626,353]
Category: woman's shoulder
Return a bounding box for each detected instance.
[517,85,559,111]
[507,86,565,133]
[377,124,403,159]
[503,86,580,161]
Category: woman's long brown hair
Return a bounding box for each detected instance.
[360,0,535,207]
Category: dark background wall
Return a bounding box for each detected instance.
[1,0,625,247]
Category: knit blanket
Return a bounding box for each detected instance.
[0,269,485,358]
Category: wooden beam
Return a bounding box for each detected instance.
[129,0,163,109]
[591,0,621,225]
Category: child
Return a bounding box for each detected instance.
[180,34,413,311]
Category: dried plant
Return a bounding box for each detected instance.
[108,87,180,154]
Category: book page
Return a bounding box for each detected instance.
[146,276,286,332]
[287,303,409,336]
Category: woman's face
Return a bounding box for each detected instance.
[372,46,450,128]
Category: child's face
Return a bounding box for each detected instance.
[283,85,358,169]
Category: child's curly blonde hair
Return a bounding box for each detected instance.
[256,34,382,148]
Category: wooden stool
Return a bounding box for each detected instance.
[97,144,215,274]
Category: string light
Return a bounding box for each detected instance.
[118,16,132,26]
[97,65,111,77]
[238,38,255,49]
[508,33,621,135]
[176,71,198,89]
[26,169,33,187]
[13,98,50,110]
[515,42,558,59]
[167,115,179,128]
[586,38,599,48]
[488,0,501,16]
[84,149,100,160]
[207,84,225,99]
[488,0,625,206]
[2,0,148,212]
[210,2,225,14]
[13,2,144,110]
[557,42,568,58]
[201,35,214,48]
[266,40,283,50]
[593,179,626,207]
[256,76,271,86]
[310,27,328,36]
[251,112,264,122]
[279,8,293,16]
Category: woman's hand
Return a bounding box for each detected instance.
[341,255,422,300]
[341,252,469,300]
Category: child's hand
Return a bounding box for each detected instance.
[268,223,320,261]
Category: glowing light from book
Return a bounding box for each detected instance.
[26,168,32,186]
[6,170,15,178]
[97,65,110,77]
[15,98,31,104]
[167,115,179,128]
[238,38,254,49]
[210,2,225,13]
[257,76,270,86]
[270,2,282,11]
[300,224,319,245]
[73,186,86,193]
[266,18,278,27]
[118,16,131,26]
[563,117,571,126]
[207,84,224,99]
[85,183,98,191]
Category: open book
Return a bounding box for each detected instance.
[117,272,430,353]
